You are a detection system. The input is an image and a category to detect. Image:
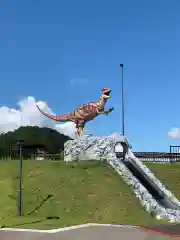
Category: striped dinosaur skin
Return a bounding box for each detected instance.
[36,88,114,137]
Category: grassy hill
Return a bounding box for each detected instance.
[145,162,180,199]
[0,160,169,229]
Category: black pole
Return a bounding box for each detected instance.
[17,140,23,216]
[120,64,125,135]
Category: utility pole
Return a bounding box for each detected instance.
[120,64,125,136]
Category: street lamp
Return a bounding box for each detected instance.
[16,139,24,216]
[120,64,125,136]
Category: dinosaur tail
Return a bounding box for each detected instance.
[36,104,72,122]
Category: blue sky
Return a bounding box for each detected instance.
[0,0,180,151]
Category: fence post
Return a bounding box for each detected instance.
[170,145,172,163]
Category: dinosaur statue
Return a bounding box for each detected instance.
[36,88,114,137]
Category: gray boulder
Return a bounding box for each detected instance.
[64,133,129,162]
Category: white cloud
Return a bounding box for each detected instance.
[168,128,180,139]
[70,77,89,86]
[0,96,76,139]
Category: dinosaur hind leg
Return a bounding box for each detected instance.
[76,122,85,137]
[76,127,84,137]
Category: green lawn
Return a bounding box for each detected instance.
[145,162,180,199]
[0,160,171,229]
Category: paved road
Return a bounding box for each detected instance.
[0,225,179,240]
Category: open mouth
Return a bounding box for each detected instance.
[103,89,111,98]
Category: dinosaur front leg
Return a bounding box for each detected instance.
[98,107,114,115]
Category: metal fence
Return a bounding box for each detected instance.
[1,145,180,163]
[134,149,180,163]
[0,146,63,161]
[123,146,180,163]
[134,152,171,163]
[169,146,180,163]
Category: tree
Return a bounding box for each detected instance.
[0,126,71,159]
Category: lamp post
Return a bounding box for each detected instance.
[16,139,24,216]
[120,64,125,136]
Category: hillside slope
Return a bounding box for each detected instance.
[145,162,180,200]
[0,160,164,229]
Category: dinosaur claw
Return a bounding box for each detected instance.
[109,107,114,112]
[105,107,114,115]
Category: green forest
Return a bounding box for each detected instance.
[0,126,71,159]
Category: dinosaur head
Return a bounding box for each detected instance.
[102,88,111,99]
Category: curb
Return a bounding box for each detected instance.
[0,223,134,233]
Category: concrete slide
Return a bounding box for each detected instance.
[120,142,180,211]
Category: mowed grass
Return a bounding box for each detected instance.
[0,160,170,229]
[145,162,180,199]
